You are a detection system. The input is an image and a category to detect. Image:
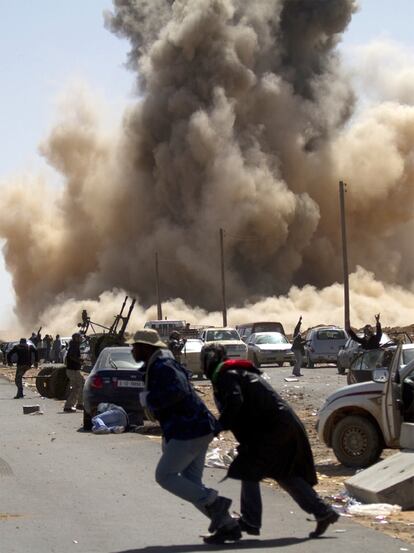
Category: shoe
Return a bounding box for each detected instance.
[13,394,24,399]
[76,404,84,410]
[309,510,339,538]
[63,407,77,413]
[203,524,242,544]
[237,517,260,536]
[205,496,232,533]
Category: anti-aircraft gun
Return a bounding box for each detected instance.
[35,297,136,400]
[78,296,136,367]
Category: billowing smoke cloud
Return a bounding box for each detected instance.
[2,0,414,333]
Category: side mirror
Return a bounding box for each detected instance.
[373,368,389,383]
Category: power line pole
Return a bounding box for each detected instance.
[155,252,163,320]
[339,181,350,329]
[219,228,228,327]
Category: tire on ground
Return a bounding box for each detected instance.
[35,367,55,398]
[331,415,382,468]
[49,367,70,400]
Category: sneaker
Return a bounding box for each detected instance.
[203,524,242,545]
[309,510,339,538]
[205,496,232,533]
[237,517,260,536]
[13,394,24,399]
[63,407,77,413]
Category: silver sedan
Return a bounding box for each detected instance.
[246,332,294,367]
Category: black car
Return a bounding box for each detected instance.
[83,346,145,430]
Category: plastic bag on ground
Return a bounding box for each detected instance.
[347,503,402,517]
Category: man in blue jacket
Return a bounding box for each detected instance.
[130,329,240,544]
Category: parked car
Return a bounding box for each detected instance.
[337,332,391,373]
[200,328,248,360]
[317,344,414,467]
[246,332,294,367]
[181,338,204,376]
[83,346,145,430]
[236,321,286,342]
[347,343,414,385]
[304,326,348,367]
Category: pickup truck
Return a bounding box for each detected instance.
[317,344,414,467]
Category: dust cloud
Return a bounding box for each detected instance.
[2,0,414,334]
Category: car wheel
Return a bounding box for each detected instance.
[49,367,70,400]
[331,415,382,468]
[35,367,55,398]
[253,354,261,368]
[83,411,92,431]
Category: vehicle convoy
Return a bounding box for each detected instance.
[83,346,145,430]
[304,326,348,367]
[317,344,414,468]
[347,343,414,385]
[246,332,294,367]
[200,327,248,360]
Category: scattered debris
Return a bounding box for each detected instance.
[347,503,402,517]
[23,405,40,414]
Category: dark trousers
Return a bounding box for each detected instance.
[241,476,331,528]
[15,365,30,396]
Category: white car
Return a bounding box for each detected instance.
[200,328,248,360]
[246,332,294,367]
[181,338,204,376]
[317,344,414,468]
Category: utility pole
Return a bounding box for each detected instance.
[219,228,228,327]
[339,181,350,330]
[155,252,163,320]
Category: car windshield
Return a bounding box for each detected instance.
[316,329,346,340]
[98,349,142,370]
[206,330,240,341]
[255,334,288,345]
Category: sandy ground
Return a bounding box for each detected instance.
[1,363,413,545]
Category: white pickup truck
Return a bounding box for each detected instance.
[317,344,414,467]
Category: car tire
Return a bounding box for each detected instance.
[49,367,70,400]
[35,367,55,398]
[331,415,383,468]
[83,411,92,431]
[253,354,261,368]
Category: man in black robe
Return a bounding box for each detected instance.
[202,344,339,541]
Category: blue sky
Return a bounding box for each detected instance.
[0,0,413,328]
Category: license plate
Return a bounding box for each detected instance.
[117,380,144,388]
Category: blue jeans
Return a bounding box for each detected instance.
[155,434,217,516]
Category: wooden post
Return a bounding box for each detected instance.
[339,181,350,329]
[155,252,163,320]
[220,228,228,327]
